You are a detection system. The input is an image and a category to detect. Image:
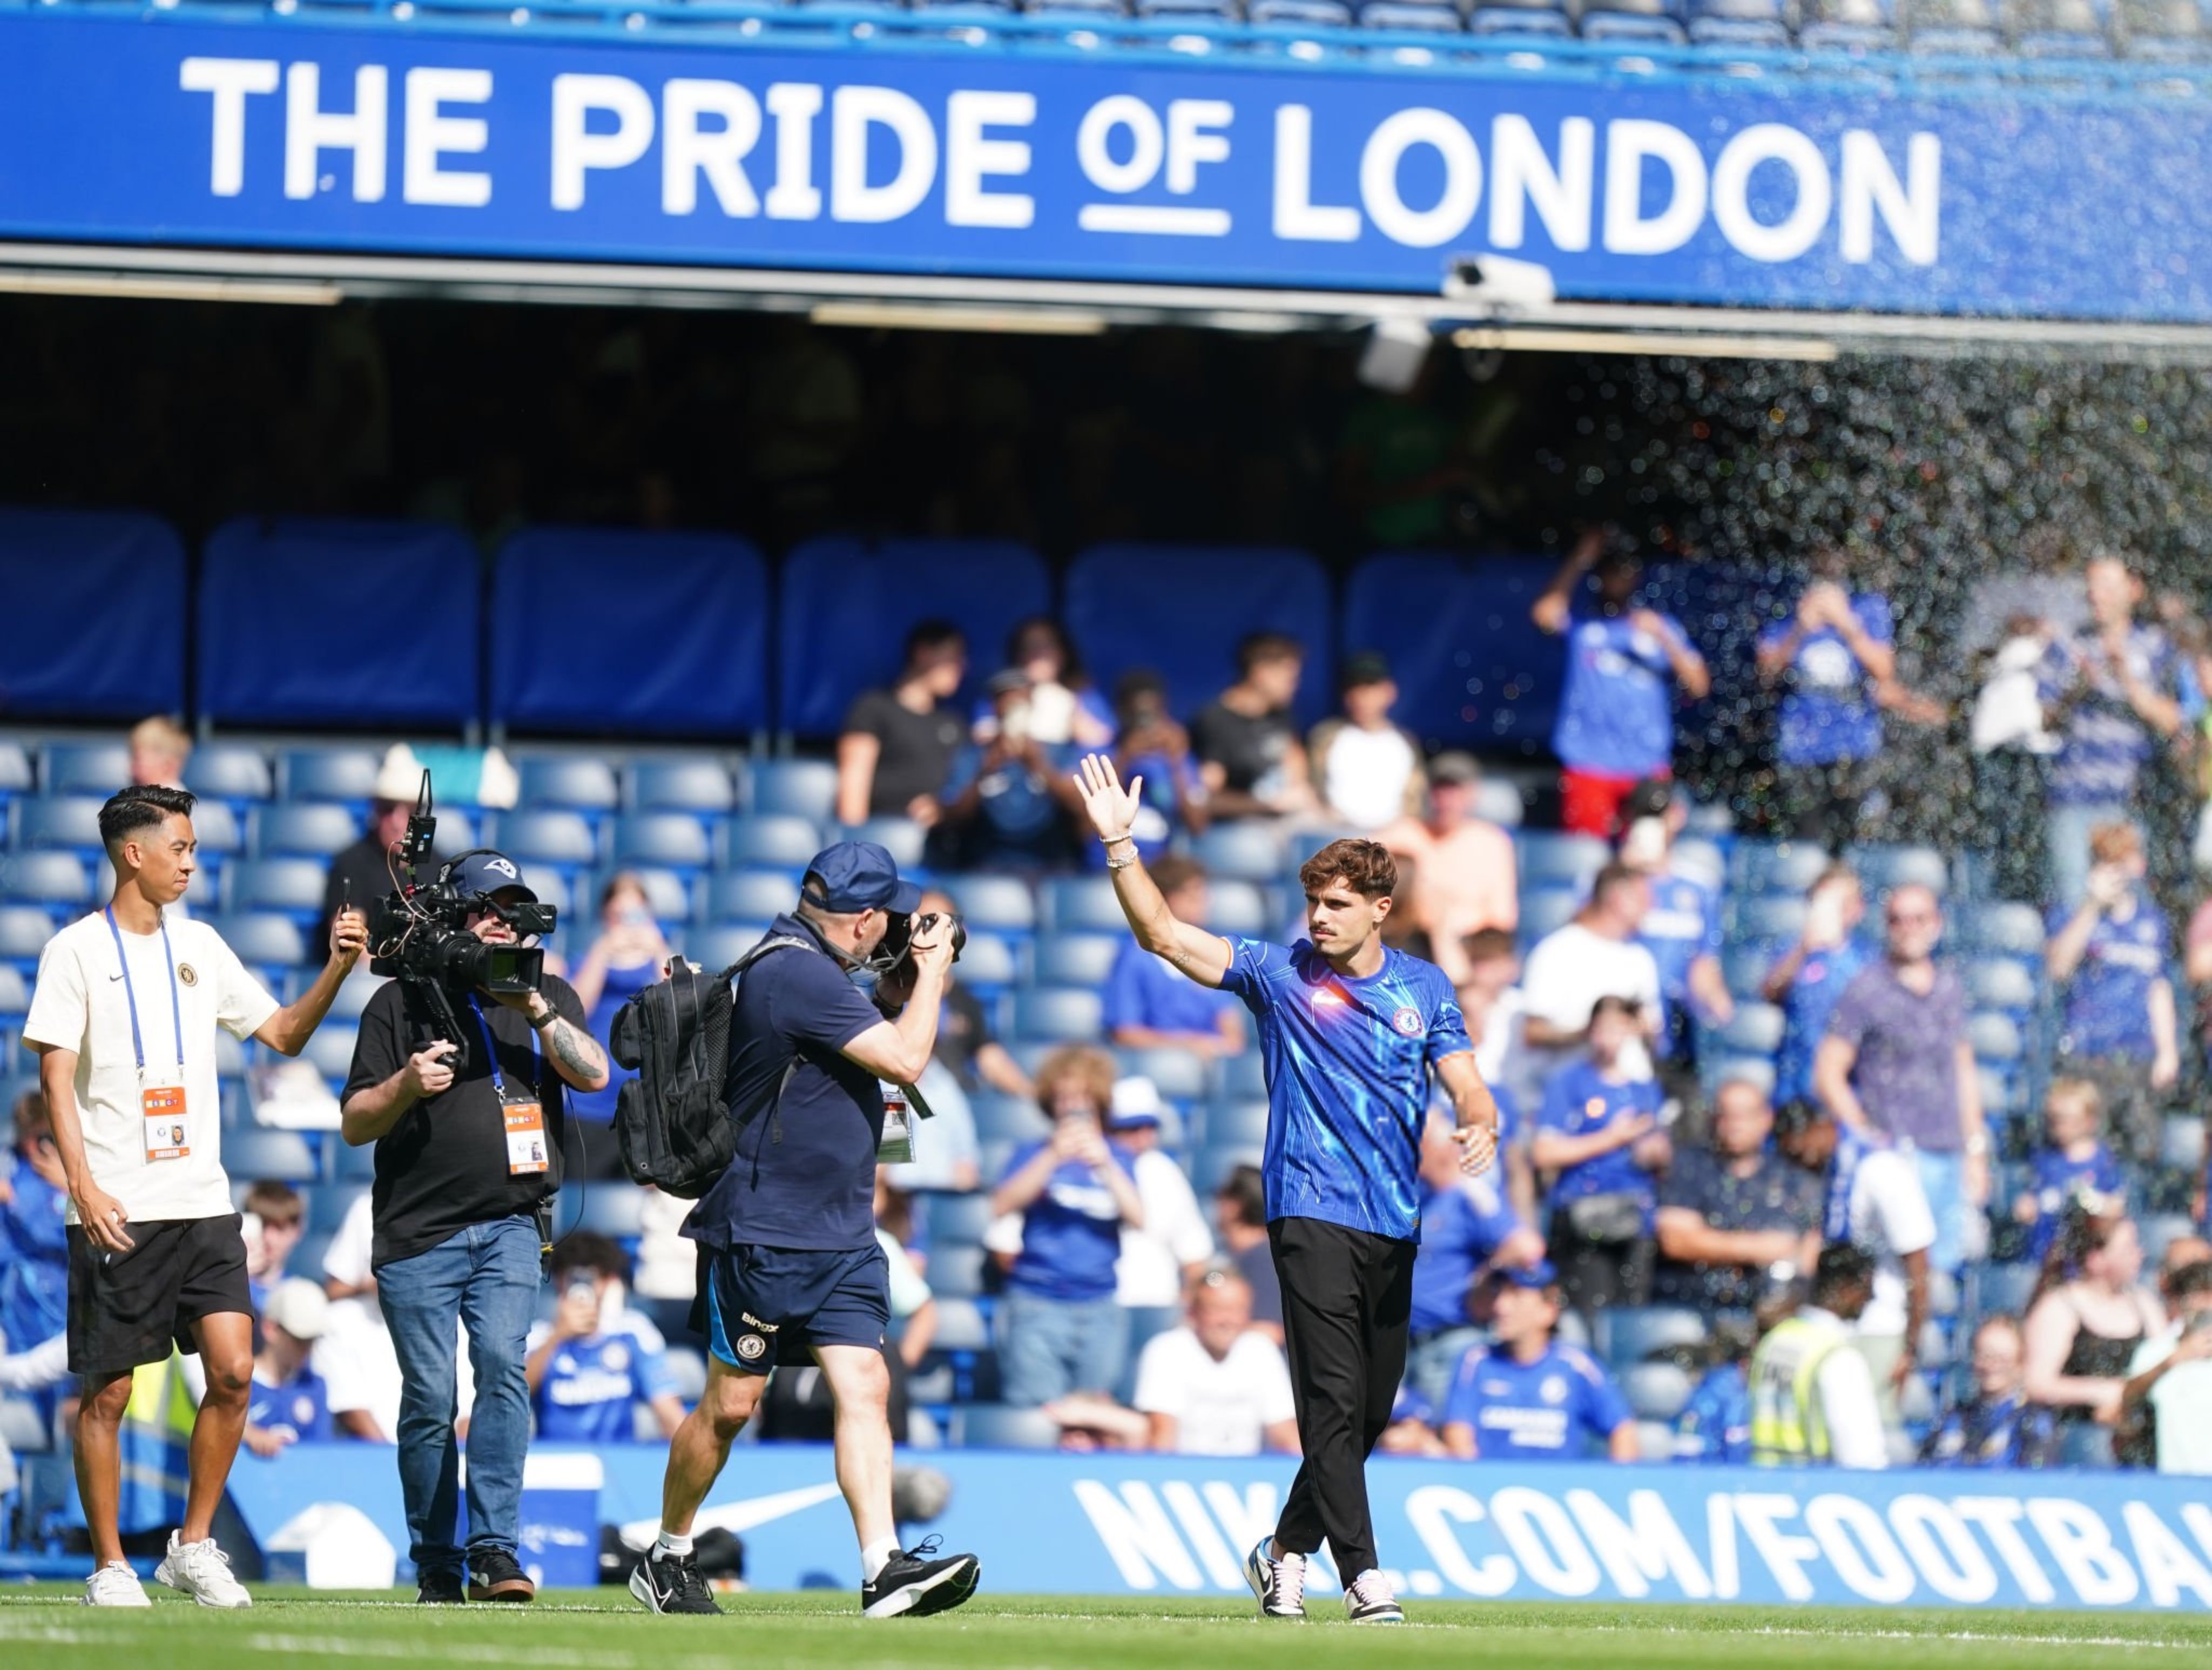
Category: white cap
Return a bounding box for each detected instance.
[1108,1075,1165,1129]
[263,1276,331,1342]
[372,743,424,805]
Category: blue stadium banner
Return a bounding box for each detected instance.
[227,1443,2212,1609]
[0,14,2209,320]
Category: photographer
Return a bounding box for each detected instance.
[339,852,608,1606]
[632,841,980,1622]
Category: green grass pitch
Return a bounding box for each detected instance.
[4,1587,2210,1670]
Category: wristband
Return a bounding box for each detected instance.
[529,1008,558,1031]
[1099,830,1135,846]
[1107,852,1139,871]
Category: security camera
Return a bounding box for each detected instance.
[1442,255,1557,311]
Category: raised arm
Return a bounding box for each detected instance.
[1071,754,1232,988]
[254,907,368,1056]
[1532,529,1602,636]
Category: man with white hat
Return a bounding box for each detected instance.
[1106,1078,1215,1309]
[245,1278,335,1455]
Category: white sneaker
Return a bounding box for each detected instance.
[1345,1568,1404,1625]
[1242,1539,1307,1620]
[154,1531,253,1608]
[83,1561,152,1607]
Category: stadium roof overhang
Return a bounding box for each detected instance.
[7,239,2212,363]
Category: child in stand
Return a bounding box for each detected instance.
[2014,1077,2126,1264]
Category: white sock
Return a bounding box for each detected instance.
[861,1537,901,1583]
[656,1530,693,1559]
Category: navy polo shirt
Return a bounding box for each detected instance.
[685,913,889,1254]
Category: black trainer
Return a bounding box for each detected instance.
[417,1570,466,1606]
[466,1549,536,1604]
[860,1537,981,1619]
[629,1547,723,1616]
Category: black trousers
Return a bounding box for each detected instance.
[1267,1217,1415,1580]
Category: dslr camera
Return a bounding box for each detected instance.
[868,909,966,978]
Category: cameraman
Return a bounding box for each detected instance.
[339,852,608,1606]
[632,841,981,1621]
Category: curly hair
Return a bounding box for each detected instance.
[1034,1044,1117,1119]
[1298,837,1398,901]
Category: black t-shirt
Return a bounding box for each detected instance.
[344,973,586,1268]
[1190,700,1296,797]
[316,836,444,964]
[934,980,993,1089]
[844,688,966,817]
[688,913,888,1254]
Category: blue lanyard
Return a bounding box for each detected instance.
[105,907,184,1077]
[468,995,539,1101]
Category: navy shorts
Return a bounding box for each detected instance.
[691,1240,890,1374]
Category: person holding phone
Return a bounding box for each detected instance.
[568,873,673,1136]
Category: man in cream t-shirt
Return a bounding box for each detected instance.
[1133,1269,1298,1457]
[24,784,365,1608]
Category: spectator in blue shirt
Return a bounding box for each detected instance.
[1531,530,1710,838]
[1617,779,1734,1060]
[2045,819,2178,1164]
[1406,1116,1545,1411]
[0,1089,69,1364]
[1674,1358,1752,1465]
[1756,554,1898,852]
[938,669,1087,871]
[1103,857,1245,1060]
[567,873,674,1135]
[1440,1262,1638,1462]
[1088,669,1208,870]
[526,1233,685,1444]
[1920,1316,2057,1468]
[2037,555,2184,908]
[990,1046,1146,1407]
[243,1278,336,1458]
[2012,1078,2127,1264]
[1763,864,1871,1107]
[1533,996,1671,1315]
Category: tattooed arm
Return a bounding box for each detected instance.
[497,989,611,1093]
[1071,753,1233,989]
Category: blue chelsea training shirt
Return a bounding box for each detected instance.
[1220,937,1472,1242]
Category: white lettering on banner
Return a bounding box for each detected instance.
[2029,1497,2141,1606]
[180,58,279,198]
[1566,1489,1714,1600]
[1707,1490,1742,1599]
[1071,1480,1205,1592]
[1272,105,1360,243]
[2184,1505,2212,1565]
[1491,1486,1601,1597]
[1840,131,1940,265]
[1805,1495,1916,1605]
[1955,1496,2060,1604]
[1360,108,1483,250]
[2123,1502,2212,1608]
[765,84,823,220]
[550,73,652,211]
[1166,100,1233,194]
[1603,118,1706,255]
[1404,1485,1515,1597]
[1888,1493,2000,1605]
[832,86,936,224]
[1711,123,1831,264]
[1078,95,1161,195]
[1732,1493,1821,1602]
[1489,114,1594,254]
[402,69,491,208]
[946,91,1035,230]
[1160,1481,1245,1591]
[285,63,386,203]
[1076,96,1231,235]
[663,79,763,218]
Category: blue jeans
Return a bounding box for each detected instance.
[2047,799,2130,911]
[998,1290,1125,1408]
[376,1214,542,1578]
[1911,1148,1968,1276]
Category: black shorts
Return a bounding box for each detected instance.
[68,1211,252,1377]
[691,1241,889,1375]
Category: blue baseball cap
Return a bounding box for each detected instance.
[804,841,921,916]
[1494,1258,1559,1290]
[448,851,537,902]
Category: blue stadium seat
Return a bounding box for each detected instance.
[226,858,329,920]
[846,817,927,872]
[1623,1361,1693,1422]
[304,1023,360,1085]
[2118,0,2208,55]
[958,1404,1063,1451]
[1193,1144,1266,1194]
[2058,1423,2116,1469]
[1599,1304,1708,1367]
[1250,0,1355,21]
[1961,901,2046,956]
[39,743,130,799]
[1519,832,1609,890]
[703,870,800,925]
[226,1128,320,1183]
[1014,988,1103,1041]
[1194,823,1286,884]
[1361,0,1464,25]
[1469,4,1575,34]
[1671,837,1726,892]
[603,867,692,925]
[1199,1099,1271,1148]
[1967,958,2039,1015]
[3,853,90,912]
[15,797,105,854]
[612,813,713,872]
[1846,844,1950,898]
[1801,0,1896,46]
[1968,1013,2024,1063]
[198,520,480,726]
[960,932,1020,989]
[498,809,599,871]
[927,1244,989,1298]
[185,746,274,806]
[0,966,28,1018]
[1716,1002,1785,1056]
[1475,779,1527,827]
[0,905,53,965]
[948,875,1038,935]
[1685,0,1790,43]
[1208,880,1270,938]
[328,972,389,1021]
[576,1184,651,1238]
[751,760,840,824]
[1040,875,1125,934]
[629,758,741,818]
[253,803,360,859]
[493,531,769,736]
[1117,1048,1208,1112]
[973,1092,1051,1144]
[0,511,186,720]
[188,802,242,861]
[517,757,622,816]
[280,748,382,806]
[1518,887,1581,942]
[1580,0,1691,46]
[1906,0,2001,49]
[684,922,767,972]
[210,913,308,971]
[775,537,1051,739]
[724,815,824,872]
[2161,1115,2207,1174]
[930,1296,993,1353]
[1065,545,1336,730]
[1730,839,1832,898]
[1732,895,1808,943]
[0,739,28,802]
[1036,932,1122,989]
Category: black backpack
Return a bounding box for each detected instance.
[608,934,811,1199]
